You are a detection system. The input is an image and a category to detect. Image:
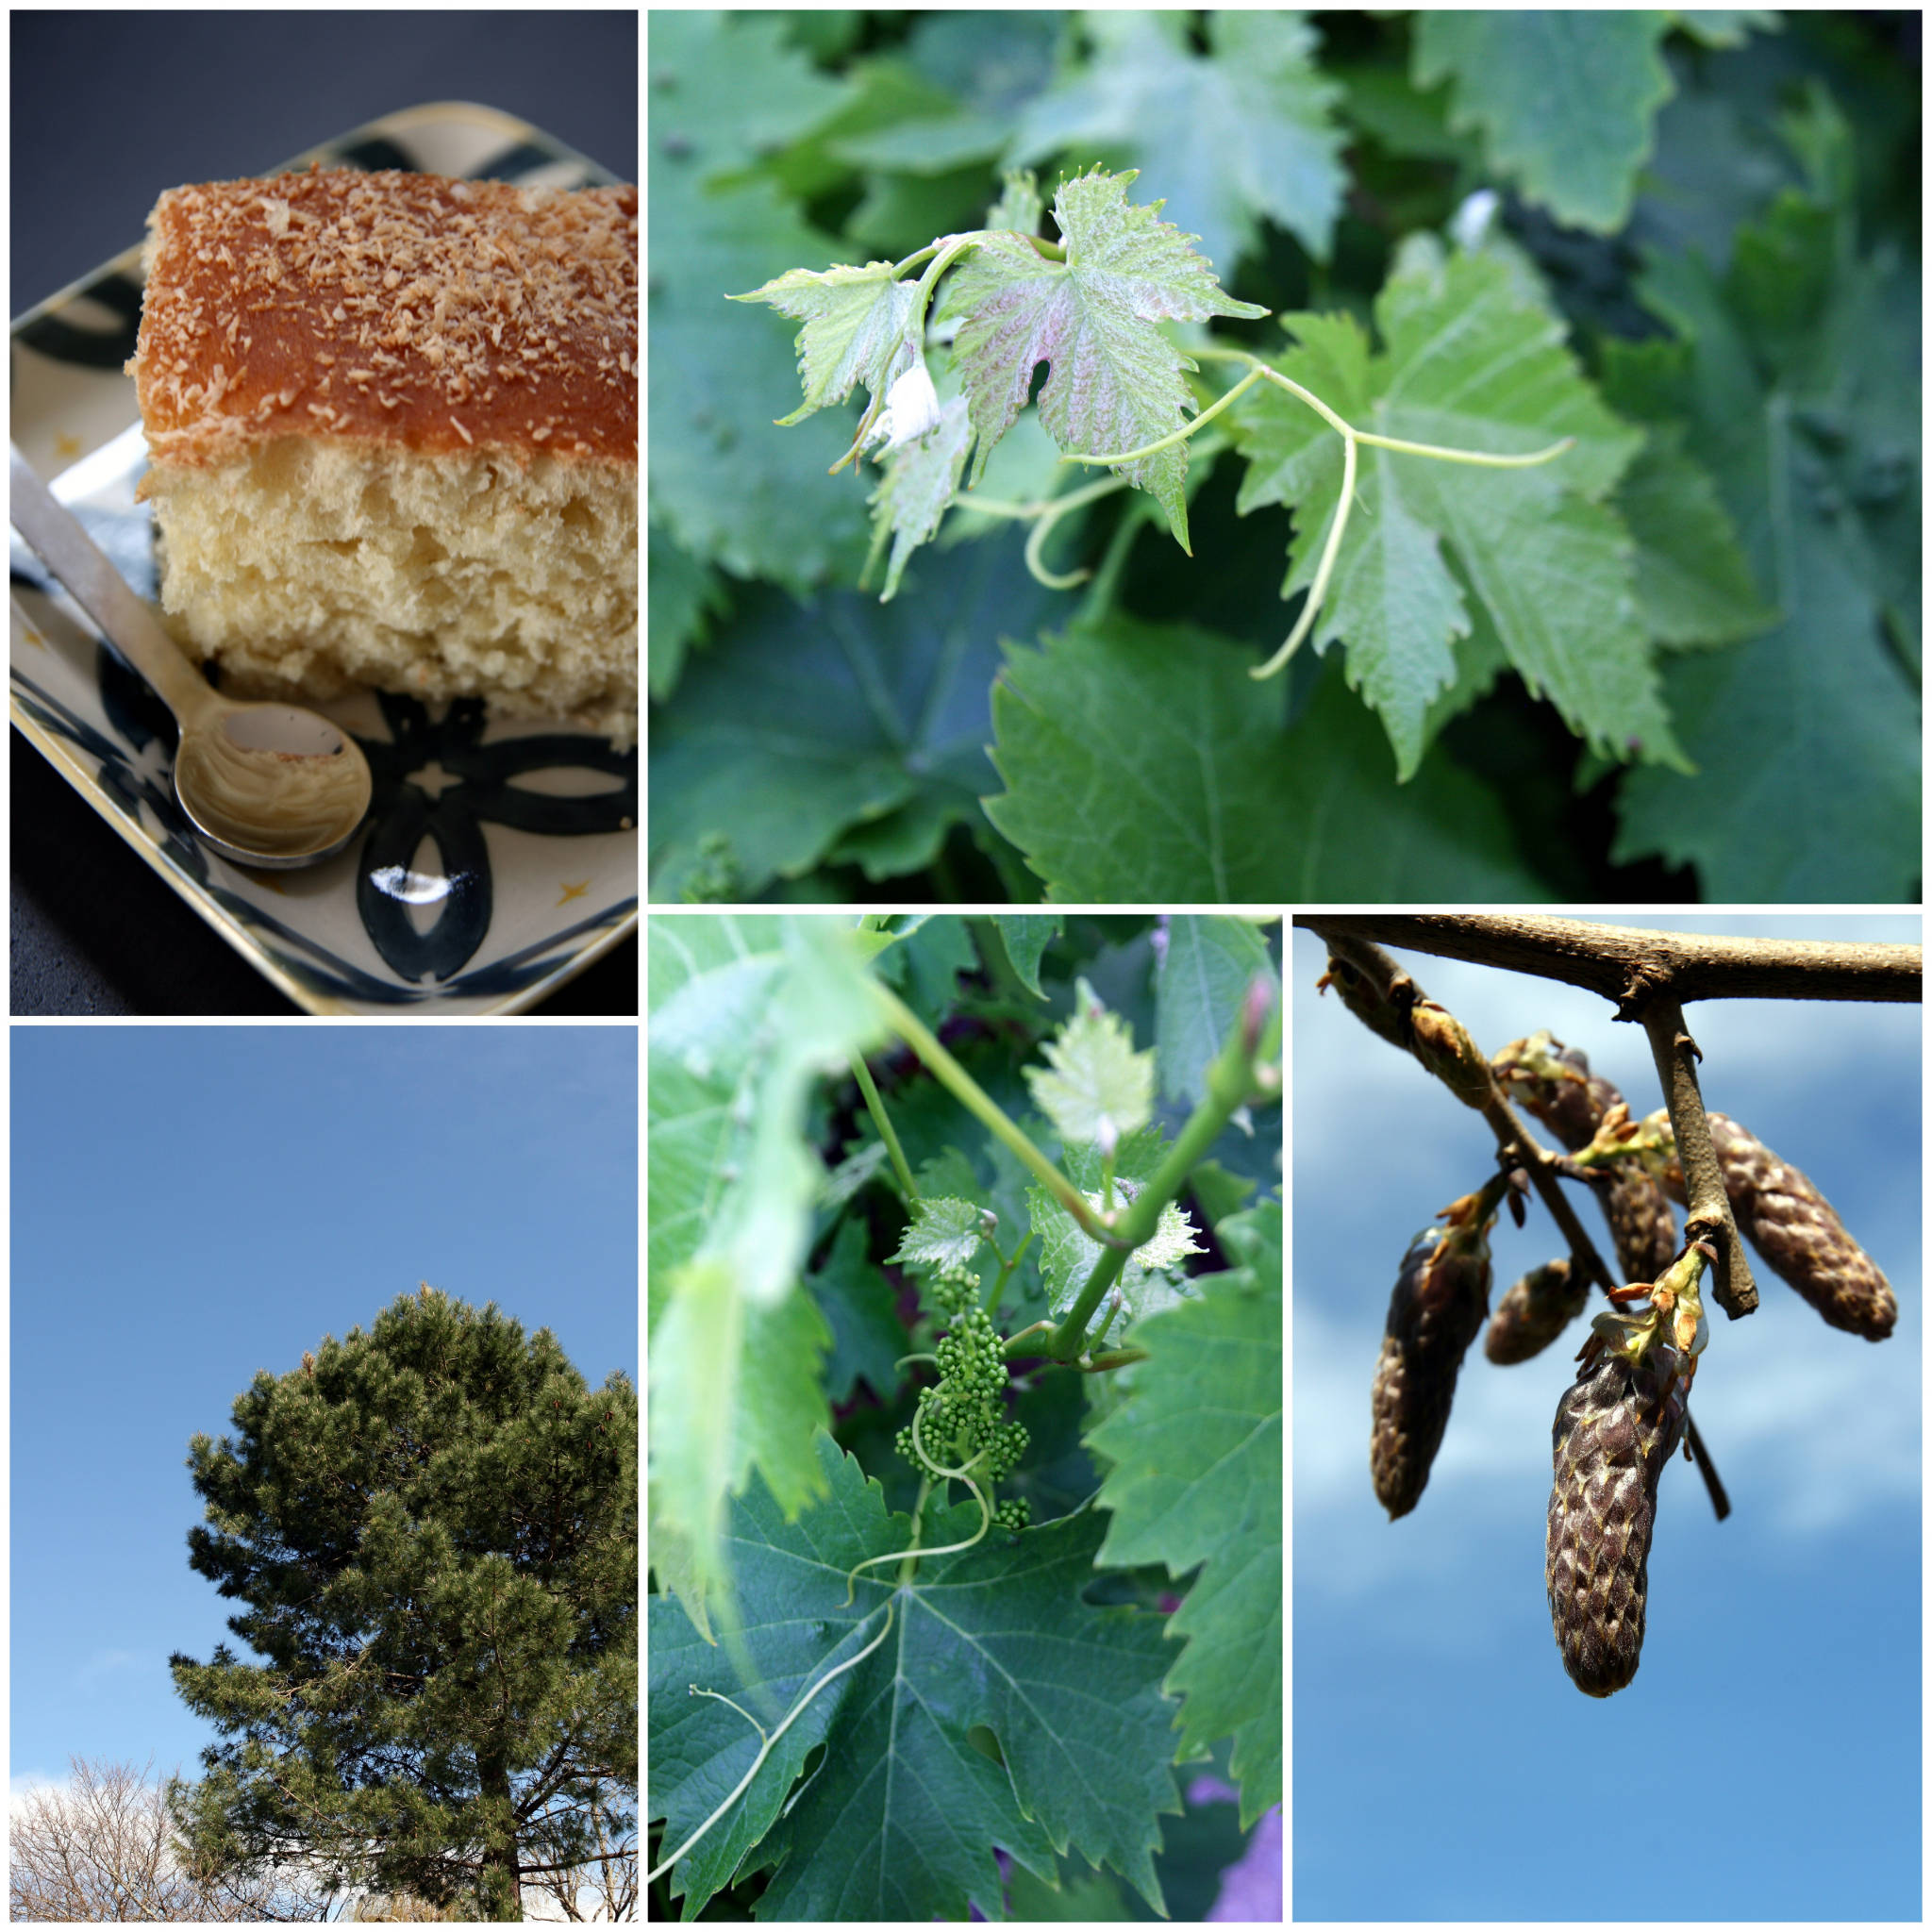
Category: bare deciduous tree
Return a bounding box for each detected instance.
[523,1795,637,1923]
[9,1755,340,1921]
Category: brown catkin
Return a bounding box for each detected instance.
[1546,1340,1689,1697]
[1681,1114,1896,1341]
[1485,1258,1590,1365]
[1371,1224,1491,1519]
[1492,1035,1677,1281]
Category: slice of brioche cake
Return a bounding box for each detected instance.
[128,167,638,742]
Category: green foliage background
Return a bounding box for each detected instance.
[650,11,1919,901]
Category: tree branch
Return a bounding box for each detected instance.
[1641,1001,1757,1319]
[1294,914,1921,1012]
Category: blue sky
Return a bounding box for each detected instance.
[1291,915,1921,1921]
[9,1024,638,1797]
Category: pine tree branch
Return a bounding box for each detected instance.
[1295,914,1921,1011]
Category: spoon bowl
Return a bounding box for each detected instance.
[172,700,374,867]
[9,444,373,868]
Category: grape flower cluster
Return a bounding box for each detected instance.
[895,1260,1031,1531]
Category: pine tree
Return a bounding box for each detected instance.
[166,1287,637,1921]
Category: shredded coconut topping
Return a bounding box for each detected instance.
[129,165,638,465]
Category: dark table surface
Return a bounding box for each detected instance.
[10,9,640,1016]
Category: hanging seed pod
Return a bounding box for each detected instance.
[1546,1334,1690,1697]
[1371,1191,1497,1519]
[1650,1110,1896,1341]
[1492,1034,1677,1281]
[1485,1258,1590,1366]
[1492,1032,1617,1149]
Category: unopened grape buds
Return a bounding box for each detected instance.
[1371,1187,1498,1519]
[1485,1258,1589,1366]
[1653,1110,1896,1341]
[1545,1335,1690,1697]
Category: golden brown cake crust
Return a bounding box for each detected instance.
[129,166,637,467]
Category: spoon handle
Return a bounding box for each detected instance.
[8,443,213,724]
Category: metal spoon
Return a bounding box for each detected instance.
[9,443,373,868]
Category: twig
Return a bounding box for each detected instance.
[1294,914,1921,1011]
[1639,1001,1757,1320]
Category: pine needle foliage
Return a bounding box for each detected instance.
[166,1287,638,1922]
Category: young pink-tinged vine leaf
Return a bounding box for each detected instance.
[889,1194,990,1274]
[648,1433,1182,1921]
[1232,238,1685,779]
[1087,1199,1282,1827]
[865,393,974,601]
[941,168,1268,550]
[1024,979,1156,1147]
[729,261,922,428]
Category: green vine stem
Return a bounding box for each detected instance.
[1042,972,1278,1359]
[1077,1347,1149,1374]
[869,981,1122,1247]
[848,1052,917,1200]
[1061,346,1574,678]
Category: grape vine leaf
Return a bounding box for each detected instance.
[728,261,921,428]
[648,1433,1183,1921]
[873,908,979,1030]
[1009,10,1347,275]
[1410,11,1675,232]
[1232,238,1685,780]
[866,393,974,600]
[993,912,1063,998]
[1672,12,1781,49]
[1025,990,1156,1147]
[1086,1200,1283,1829]
[823,11,1062,176]
[1614,423,1779,647]
[1608,137,1920,898]
[984,617,1551,900]
[648,521,729,706]
[805,1218,908,1407]
[1154,916,1277,1109]
[650,13,870,591]
[890,1196,991,1274]
[986,164,1044,238]
[1029,1132,1207,1337]
[651,540,1062,900]
[939,168,1268,551]
[647,916,887,1622]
